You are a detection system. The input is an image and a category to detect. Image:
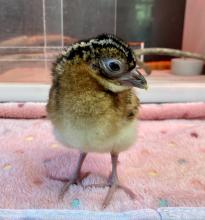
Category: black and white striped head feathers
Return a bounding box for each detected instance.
[53,34,136,76]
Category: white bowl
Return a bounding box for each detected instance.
[171,58,204,76]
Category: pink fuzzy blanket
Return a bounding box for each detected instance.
[0,102,205,212]
[0,102,205,120]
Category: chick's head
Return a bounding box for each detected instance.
[54,33,147,92]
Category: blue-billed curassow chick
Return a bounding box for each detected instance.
[47,33,148,208]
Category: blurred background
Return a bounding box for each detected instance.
[0,0,204,85]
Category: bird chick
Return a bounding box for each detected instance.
[47,33,148,208]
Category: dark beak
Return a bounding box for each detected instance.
[118,68,148,90]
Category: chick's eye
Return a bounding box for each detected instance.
[99,58,125,78]
[107,61,120,72]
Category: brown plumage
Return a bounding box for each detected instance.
[47,34,147,208]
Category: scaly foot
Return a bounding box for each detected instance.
[49,171,90,200]
[85,152,136,208]
[48,152,87,200]
[85,178,136,208]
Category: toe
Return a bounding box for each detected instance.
[48,175,70,182]
[102,184,117,209]
[119,184,136,199]
[58,181,72,200]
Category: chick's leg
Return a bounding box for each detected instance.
[85,152,136,208]
[102,152,136,208]
[50,152,88,200]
